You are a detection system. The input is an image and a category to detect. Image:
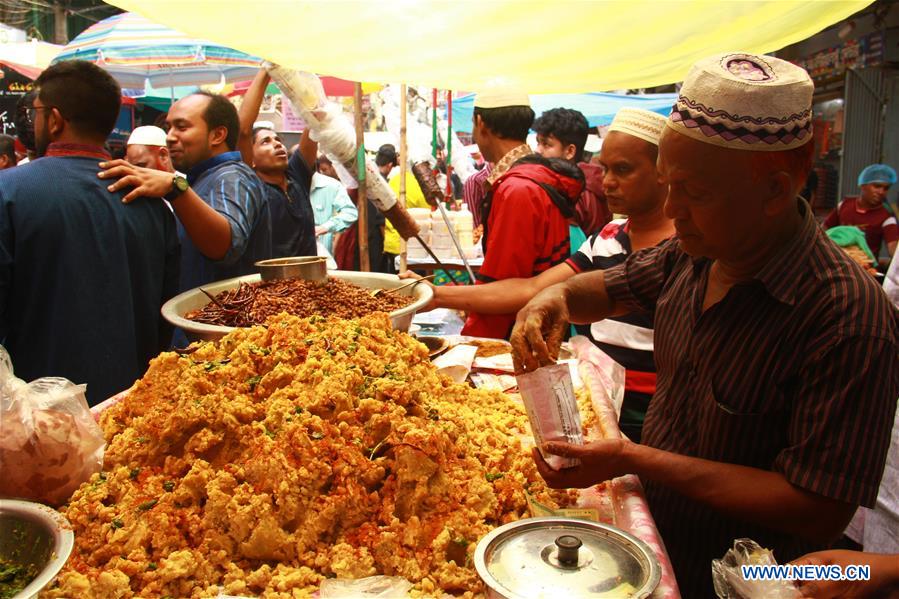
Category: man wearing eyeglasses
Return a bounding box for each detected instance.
[0,60,180,406]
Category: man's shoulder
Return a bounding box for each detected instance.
[493,166,550,195]
[200,160,262,191]
[804,231,897,337]
[0,157,109,200]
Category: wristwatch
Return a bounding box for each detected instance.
[164,175,189,202]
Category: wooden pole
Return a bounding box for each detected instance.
[399,84,408,273]
[354,82,370,271]
[446,90,454,203]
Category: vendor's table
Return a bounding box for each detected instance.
[397,255,483,274]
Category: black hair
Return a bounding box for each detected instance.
[533,108,589,162]
[251,126,278,144]
[14,90,36,151]
[190,91,239,151]
[0,134,16,163]
[34,60,120,139]
[375,143,397,167]
[473,105,534,141]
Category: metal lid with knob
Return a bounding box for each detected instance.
[474,517,661,599]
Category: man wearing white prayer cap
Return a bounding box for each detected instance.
[512,53,897,597]
[126,125,174,173]
[460,81,585,339]
[406,107,672,443]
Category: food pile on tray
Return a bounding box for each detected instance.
[44,313,599,598]
[185,278,414,327]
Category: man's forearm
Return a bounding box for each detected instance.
[564,270,625,324]
[436,263,576,314]
[237,70,270,165]
[238,70,269,136]
[172,190,232,260]
[435,277,537,314]
[621,443,856,543]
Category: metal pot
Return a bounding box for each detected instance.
[474,517,660,599]
[255,256,327,283]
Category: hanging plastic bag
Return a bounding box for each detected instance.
[0,346,105,506]
[712,539,801,599]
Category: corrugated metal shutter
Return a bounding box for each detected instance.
[840,67,886,198]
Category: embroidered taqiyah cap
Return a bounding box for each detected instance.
[667,52,814,151]
[608,108,667,146]
[473,82,530,109]
[127,125,167,147]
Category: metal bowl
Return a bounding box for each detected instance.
[0,499,74,599]
[255,256,327,282]
[161,270,434,342]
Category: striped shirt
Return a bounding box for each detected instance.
[463,164,491,228]
[604,200,899,597]
[566,219,656,443]
[179,152,272,292]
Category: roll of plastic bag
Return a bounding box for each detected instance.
[0,345,105,506]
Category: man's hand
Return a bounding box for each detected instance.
[399,270,437,311]
[533,438,631,489]
[791,550,899,599]
[98,160,174,203]
[510,284,569,373]
[314,225,329,237]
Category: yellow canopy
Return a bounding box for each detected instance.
[106,0,872,93]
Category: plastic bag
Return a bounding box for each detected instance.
[516,363,585,470]
[712,539,801,599]
[0,346,105,506]
[319,575,413,598]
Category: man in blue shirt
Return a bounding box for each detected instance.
[237,69,318,258]
[0,60,180,405]
[100,92,272,292]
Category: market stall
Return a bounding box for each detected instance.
[64,293,680,597]
[1,263,678,597]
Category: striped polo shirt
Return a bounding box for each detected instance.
[604,200,899,597]
[566,219,657,443]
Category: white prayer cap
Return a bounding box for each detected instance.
[473,81,530,109]
[608,108,667,146]
[253,120,276,130]
[127,126,167,147]
[667,52,814,151]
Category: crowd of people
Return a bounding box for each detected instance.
[1,52,897,598]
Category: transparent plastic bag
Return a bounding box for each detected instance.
[319,575,413,598]
[0,346,105,506]
[712,539,801,599]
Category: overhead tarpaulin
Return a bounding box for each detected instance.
[451,92,678,132]
[105,1,871,93]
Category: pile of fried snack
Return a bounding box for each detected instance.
[43,312,594,598]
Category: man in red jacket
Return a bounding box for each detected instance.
[467,87,583,338]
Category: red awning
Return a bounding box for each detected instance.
[0,60,42,81]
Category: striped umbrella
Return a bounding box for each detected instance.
[52,12,261,90]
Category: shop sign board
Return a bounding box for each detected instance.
[795,31,884,81]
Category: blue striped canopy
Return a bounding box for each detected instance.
[53,12,260,89]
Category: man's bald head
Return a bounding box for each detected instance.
[126,143,173,172]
